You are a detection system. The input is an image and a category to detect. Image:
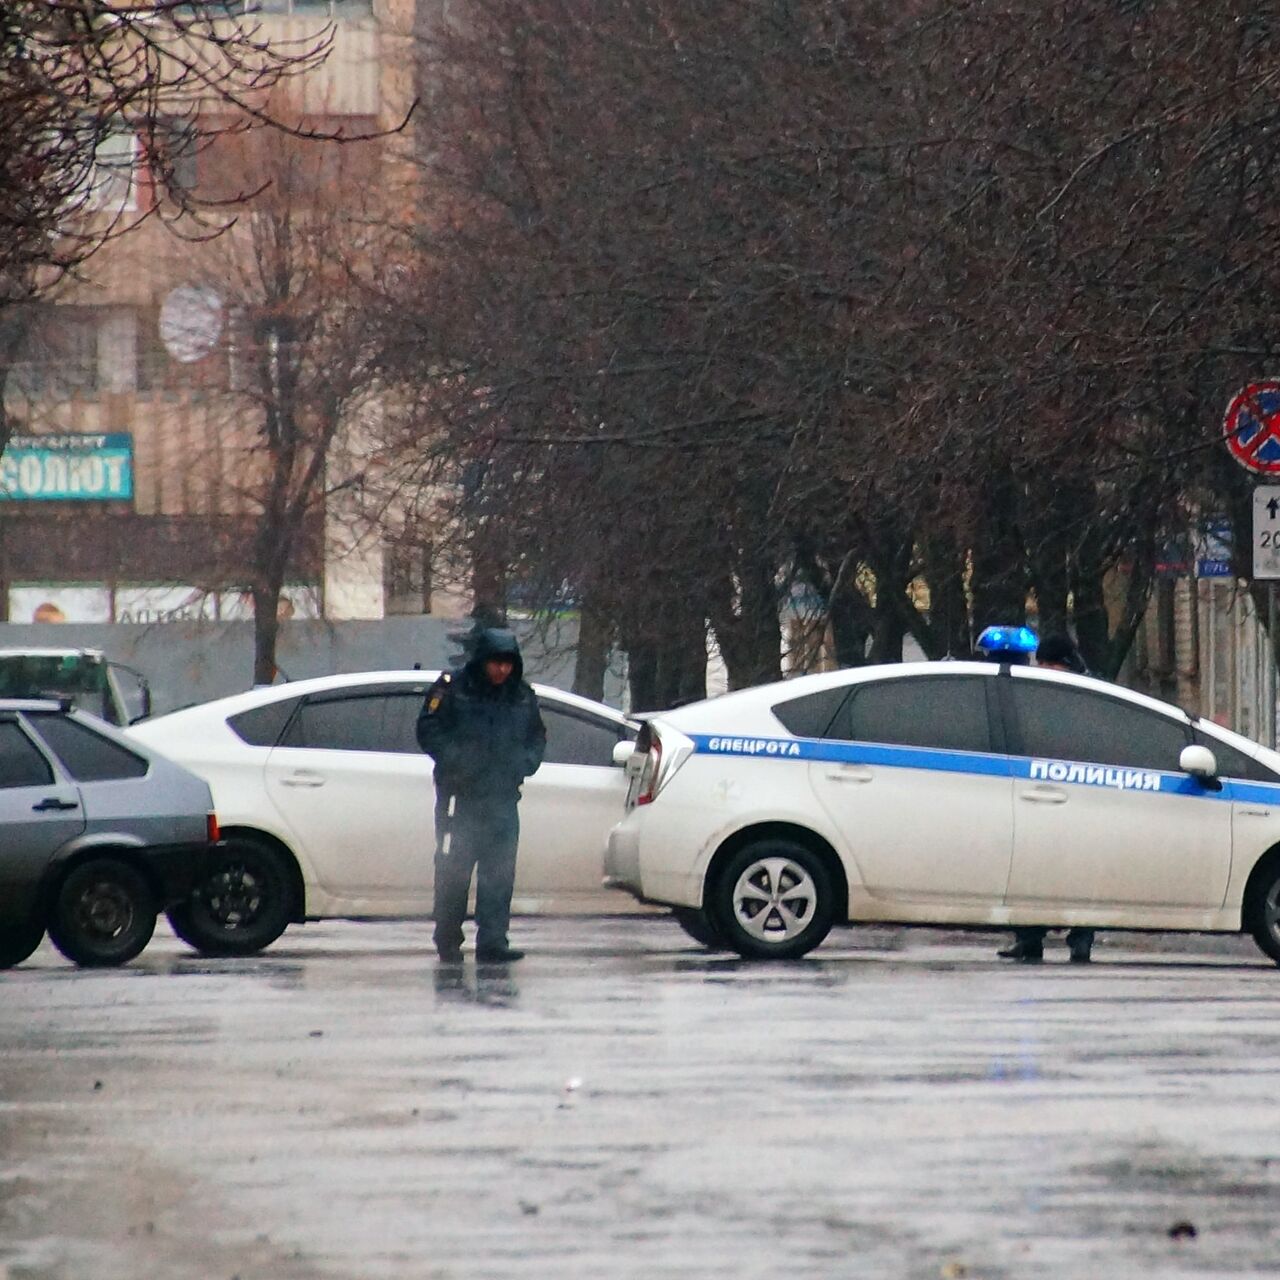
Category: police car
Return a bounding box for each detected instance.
[604,652,1280,962]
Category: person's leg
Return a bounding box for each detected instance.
[998,926,1047,961]
[432,792,476,960]
[474,803,520,959]
[1066,927,1094,962]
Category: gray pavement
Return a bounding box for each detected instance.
[3,918,1280,1280]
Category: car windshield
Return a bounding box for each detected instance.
[0,654,110,719]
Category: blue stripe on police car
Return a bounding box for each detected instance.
[688,732,1279,803]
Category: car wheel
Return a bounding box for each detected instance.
[0,919,45,969]
[710,838,835,960]
[47,858,157,968]
[166,836,292,957]
[671,906,729,950]
[1246,855,1280,965]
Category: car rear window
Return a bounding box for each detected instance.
[0,721,54,788]
[27,713,149,781]
[771,687,851,738]
[228,695,303,747]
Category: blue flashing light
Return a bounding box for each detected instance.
[976,625,1038,656]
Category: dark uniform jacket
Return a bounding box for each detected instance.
[416,628,546,798]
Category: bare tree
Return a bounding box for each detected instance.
[381,0,1280,701]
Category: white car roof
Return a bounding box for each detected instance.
[654,660,1267,746]
[142,669,632,727]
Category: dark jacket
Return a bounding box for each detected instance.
[416,628,546,798]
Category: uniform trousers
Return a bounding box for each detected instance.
[432,789,520,955]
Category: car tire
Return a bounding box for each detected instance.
[166,836,292,957]
[0,919,45,969]
[47,858,157,968]
[671,906,729,950]
[1246,854,1280,965]
[710,838,835,960]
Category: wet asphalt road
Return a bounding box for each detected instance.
[3,918,1280,1280]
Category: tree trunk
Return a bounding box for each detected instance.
[252,580,283,685]
[572,590,610,701]
[626,638,658,713]
[828,577,872,666]
[969,462,1027,631]
[919,532,968,659]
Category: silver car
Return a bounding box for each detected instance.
[0,700,217,969]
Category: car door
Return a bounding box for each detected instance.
[515,698,633,899]
[1002,674,1231,911]
[805,672,1015,906]
[1191,728,1280,886]
[263,683,433,910]
[0,717,85,921]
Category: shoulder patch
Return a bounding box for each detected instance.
[426,672,452,714]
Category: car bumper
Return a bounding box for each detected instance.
[604,822,643,897]
[140,840,217,908]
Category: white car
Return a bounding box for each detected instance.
[127,671,637,954]
[605,661,1280,962]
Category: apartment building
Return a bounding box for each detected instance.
[0,0,444,625]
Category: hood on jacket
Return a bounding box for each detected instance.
[466,627,525,685]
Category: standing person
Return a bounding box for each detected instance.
[997,632,1095,964]
[417,628,546,965]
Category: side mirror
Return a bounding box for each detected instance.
[1180,744,1218,780]
[612,740,636,768]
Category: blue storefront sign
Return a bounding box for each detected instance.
[0,433,133,501]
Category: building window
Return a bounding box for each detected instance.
[9,306,104,397]
[84,131,138,213]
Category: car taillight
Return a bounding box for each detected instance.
[636,735,663,805]
[207,812,221,843]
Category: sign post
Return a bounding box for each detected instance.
[1252,486,1280,748]
[1228,386,1280,747]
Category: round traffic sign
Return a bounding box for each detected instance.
[1224,381,1280,474]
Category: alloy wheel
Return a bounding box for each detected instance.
[732,856,817,943]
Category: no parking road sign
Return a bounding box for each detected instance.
[1225,382,1280,474]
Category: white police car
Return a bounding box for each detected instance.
[605,659,1280,961]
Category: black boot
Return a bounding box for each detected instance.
[997,938,1043,962]
[475,946,525,963]
[1067,929,1093,964]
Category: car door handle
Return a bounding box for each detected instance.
[1020,786,1068,805]
[825,765,873,784]
[33,796,78,812]
[1241,808,1273,817]
[280,772,326,788]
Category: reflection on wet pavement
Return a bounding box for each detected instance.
[2,918,1280,1278]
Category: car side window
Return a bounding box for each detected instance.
[540,703,626,767]
[771,687,852,738]
[228,696,303,747]
[1008,679,1190,772]
[282,692,427,754]
[834,676,993,753]
[1194,730,1280,783]
[0,721,54,788]
[27,713,149,781]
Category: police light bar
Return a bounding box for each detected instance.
[976,625,1038,656]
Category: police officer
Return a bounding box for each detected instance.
[417,627,546,964]
[996,632,1094,964]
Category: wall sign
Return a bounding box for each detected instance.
[0,433,133,501]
